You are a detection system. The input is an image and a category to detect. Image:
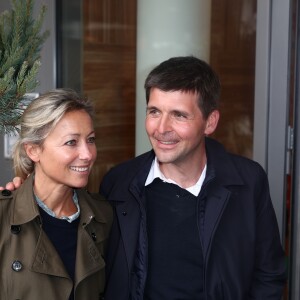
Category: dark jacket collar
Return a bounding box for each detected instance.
[129,150,155,200]
[129,138,245,196]
[205,137,245,187]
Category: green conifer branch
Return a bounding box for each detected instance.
[0,0,49,134]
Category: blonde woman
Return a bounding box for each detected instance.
[0,89,112,300]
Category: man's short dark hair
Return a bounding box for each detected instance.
[144,56,220,119]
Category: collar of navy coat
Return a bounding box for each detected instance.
[107,137,246,205]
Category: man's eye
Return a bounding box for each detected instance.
[147,109,160,116]
[173,112,187,119]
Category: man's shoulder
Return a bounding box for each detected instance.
[207,137,262,167]
[206,137,267,183]
[100,150,154,195]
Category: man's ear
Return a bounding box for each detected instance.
[204,110,220,135]
[24,143,41,163]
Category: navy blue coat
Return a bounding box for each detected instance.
[100,138,286,300]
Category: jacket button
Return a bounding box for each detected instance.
[1,189,12,196]
[122,211,127,216]
[11,225,21,234]
[91,232,97,241]
[12,260,23,272]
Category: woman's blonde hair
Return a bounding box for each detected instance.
[12,88,94,179]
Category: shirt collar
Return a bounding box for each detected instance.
[145,157,207,196]
[35,190,80,223]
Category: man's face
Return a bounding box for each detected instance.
[145,88,218,167]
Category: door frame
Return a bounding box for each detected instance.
[253,0,292,241]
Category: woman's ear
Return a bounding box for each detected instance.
[24,143,41,162]
[204,110,220,135]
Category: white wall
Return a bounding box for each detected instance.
[135,0,212,155]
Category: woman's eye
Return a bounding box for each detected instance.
[87,136,96,144]
[65,140,77,146]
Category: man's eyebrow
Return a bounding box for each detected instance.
[146,105,159,111]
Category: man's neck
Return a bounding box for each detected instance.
[158,155,207,189]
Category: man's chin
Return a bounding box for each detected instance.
[155,153,176,165]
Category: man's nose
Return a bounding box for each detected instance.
[157,114,171,133]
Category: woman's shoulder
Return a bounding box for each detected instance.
[0,189,14,200]
[77,189,113,223]
[88,192,112,211]
[0,189,14,211]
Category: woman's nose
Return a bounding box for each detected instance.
[79,143,95,160]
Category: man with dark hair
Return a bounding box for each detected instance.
[101,56,286,299]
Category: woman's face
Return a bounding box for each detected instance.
[29,109,97,189]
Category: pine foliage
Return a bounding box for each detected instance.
[0,0,49,134]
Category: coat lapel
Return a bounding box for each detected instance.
[30,229,70,278]
[115,187,145,275]
[107,152,154,275]
[11,175,70,279]
[74,191,106,284]
[202,138,245,258]
[202,184,231,258]
[75,225,104,283]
